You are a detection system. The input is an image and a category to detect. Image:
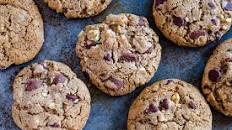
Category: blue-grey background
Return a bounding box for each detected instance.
[0,0,232,130]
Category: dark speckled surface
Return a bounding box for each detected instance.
[0,0,232,130]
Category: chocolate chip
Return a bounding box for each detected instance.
[208,69,221,82]
[49,123,60,128]
[208,2,216,9]
[26,79,42,91]
[189,30,206,39]
[104,51,112,61]
[138,17,148,26]
[161,98,169,110]
[66,94,79,101]
[145,104,158,114]
[188,101,196,109]
[105,77,124,90]
[53,74,66,85]
[85,40,97,49]
[223,2,232,11]
[165,80,173,85]
[173,16,185,27]
[119,52,137,62]
[155,0,167,7]
[211,19,217,25]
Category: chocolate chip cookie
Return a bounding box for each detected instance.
[76,13,162,96]
[12,60,91,130]
[44,0,112,18]
[202,39,232,116]
[0,0,44,69]
[128,79,212,130]
[153,0,232,47]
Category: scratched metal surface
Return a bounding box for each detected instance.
[0,0,232,130]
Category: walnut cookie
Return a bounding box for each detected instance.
[12,60,91,130]
[0,0,44,70]
[44,0,112,18]
[153,0,232,47]
[76,13,162,96]
[202,39,232,116]
[128,79,212,130]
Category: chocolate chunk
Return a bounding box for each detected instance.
[208,2,216,9]
[26,79,42,91]
[211,19,217,25]
[144,47,153,54]
[189,30,206,39]
[165,80,173,85]
[138,17,148,26]
[53,74,67,85]
[119,52,137,62]
[155,0,167,7]
[225,58,232,62]
[66,94,79,101]
[208,69,221,82]
[0,65,6,70]
[105,77,124,90]
[49,123,60,128]
[161,98,169,110]
[215,31,223,40]
[222,63,228,73]
[223,2,232,11]
[145,104,158,114]
[104,51,112,61]
[173,16,185,27]
[85,40,97,49]
[188,101,196,109]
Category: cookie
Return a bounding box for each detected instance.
[12,60,91,130]
[44,0,112,18]
[128,79,212,130]
[202,39,232,116]
[0,0,44,69]
[153,0,232,47]
[76,13,162,96]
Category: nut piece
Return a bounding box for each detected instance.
[171,93,180,104]
[87,30,100,41]
[33,64,46,74]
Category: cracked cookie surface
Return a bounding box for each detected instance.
[76,13,162,96]
[0,0,44,69]
[202,39,232,116]
[12,60,91,130]
[153,0,232,47]
[44,0,112,18]
[128,79,212,130]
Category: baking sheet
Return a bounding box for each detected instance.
[0,0,232,129]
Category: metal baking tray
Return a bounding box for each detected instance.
[0,0,232,129]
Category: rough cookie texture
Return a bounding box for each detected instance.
[128,79,212,130]
[76,13,162,96]
[44,0,112,18]
[202,39,232,116]
[153,0,232,47]
[0,0,44,69]
[12,60,91,130]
